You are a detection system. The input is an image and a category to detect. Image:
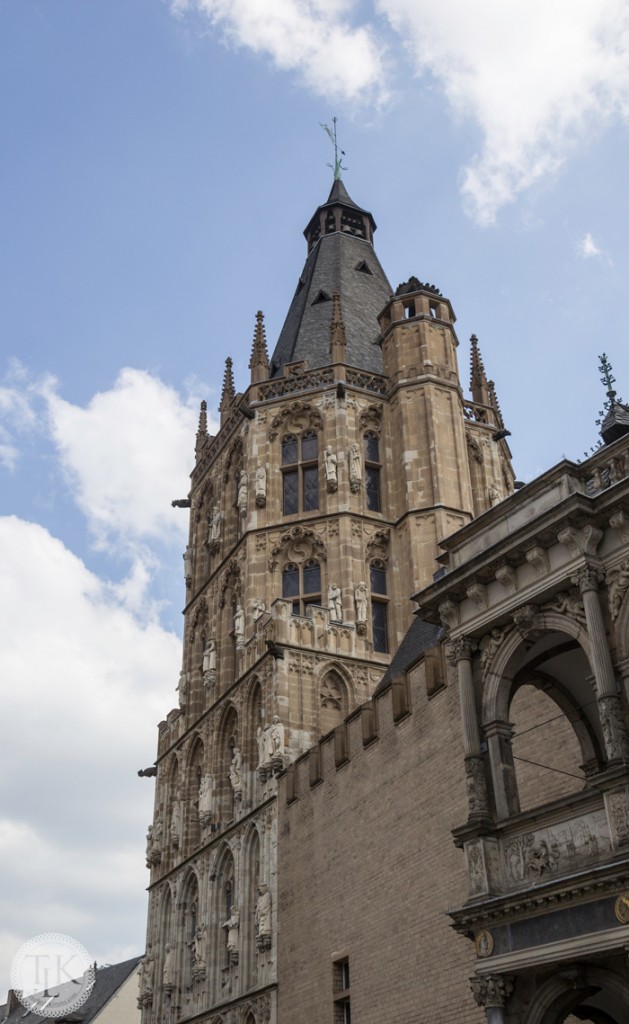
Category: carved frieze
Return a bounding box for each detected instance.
[609,559,629,620]
[502,809,611,888]
[542,590,586,627]
[479,627,509,671]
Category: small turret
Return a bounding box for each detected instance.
[195,400,209,460]
[249,311,270,385]
[220,357,236,427]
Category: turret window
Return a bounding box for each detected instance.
[282,431,319,514]
[282,559,321,615]
[364,432,381,512]
[370,559,388,653]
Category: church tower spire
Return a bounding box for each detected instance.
[219,356,235,426]
[249,311,270,384]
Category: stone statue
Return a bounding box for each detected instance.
[328,583,343,621]
[176,670,189,709]
[202,639,217,674]
[255,465,267,506]
[193,923,207,968]
[139,950,155,1003]
[348,443,362,490]
[324,445,338,488]
[229,747,243,792]
[257,726,266,768]
[198,775,213,826]
[255,883,272,937]
[145,825,154,867]
[162,943,174,989]
[170,797,181,847]
[355,581,368,622]
[210,505,223,541]
[150,815,162,863]
[488,484,500,507]
[237,470,248,512]
[223,906,240,954]
[253,598,266,621]
[270,715,285,757]
[183,545,192,580]
[234,604,245,643]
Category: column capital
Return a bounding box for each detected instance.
[470,974,514,1009]
[573,564,605,594]
[446,636,476,663]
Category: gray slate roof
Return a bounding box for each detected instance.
[1,956,142,1023]
[374,617,443,696]
[269,187,392,377]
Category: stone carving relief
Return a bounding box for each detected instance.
[599,695,629,761]
[234,605,245,647]
[202,639,217,687]
[198,775,214,828]
[609,559,629,620]
[610,510,629,544]
[512,604,541,645]
[192,923,207,978]
[495,564,517,594]
[183,545,192,583]
[466,583,487,610]
[542,590,586,626]
[558,523,603,558]
[220,560,241,607]
[137,949,155,1007]
[257,715,286,780]
[365,528,390,561]
[502,809,611,888]
[229,748,243,799]
[439,599,459,632]
[192,596,209,634]
[525,545,550,577]
[466,432,483,464]
[207,505,223,552]
[176,670,189,709]
[268,525,327,571]
[605,786,629,848]
[358,403,383,432]
[237,470,248,515]
[466,839,488,896]
[328,584,343,621]
[223,906,240,964]
[479,628,509,671]
[162,943,175,992]
[267,401,323,441]
[354,581,368,636]
[146,817,163,868]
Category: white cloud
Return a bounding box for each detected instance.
[0,362,37,470]
[378,0,629,223]
[578,232,611,264]
[173,0,629,222]
[172,0,389,104]
[0,516,183,998]
[40,368,217,551]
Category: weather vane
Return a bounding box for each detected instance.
[320,117,347,180]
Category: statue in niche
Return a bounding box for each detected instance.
[324,445,338,490]
[192,923,207,969]
[170,796,181,847]
[255,466,267,507]
[210,505,223,542]
[348,443,362,491]
[234,604,245,643]
[237,470,248,512]
[328,583,343,621]
[202,639,217,676]
[229,747,243,794]
[355,581,368,622]
[145,825,154,868]
[223,906,240,959]
[488,484,500,507]
[253,598,266,622]
[255,883,272,941]
[150,815,162,863]
[270,715,285,758]
[198,775,213,827]
[176,670,189,709]
[138,949,155,1004]
[162,943,175,990]
[183,545,192,581]
[256,726,266,769]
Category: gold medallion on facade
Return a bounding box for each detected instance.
[474,930,494,958]
[614,893,629,924]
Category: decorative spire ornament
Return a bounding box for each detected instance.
[320,117,347,180]
[220,357,236,426]
[249,311,270,384]
[469,334,489,406]
[195,399,209,459]
[329,292,346,363]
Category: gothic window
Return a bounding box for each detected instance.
[370,560,388,653]
[320,671,345,734]
[364,432,381,512]
[282,560,321,615]
[282,432,319,515]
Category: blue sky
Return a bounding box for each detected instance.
[2,0,629,998]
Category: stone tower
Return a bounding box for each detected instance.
[139,178,515,1024]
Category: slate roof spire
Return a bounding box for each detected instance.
[268,177,392,379]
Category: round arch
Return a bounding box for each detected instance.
[524,965,629,1024]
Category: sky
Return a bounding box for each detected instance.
[2,0,629,1000]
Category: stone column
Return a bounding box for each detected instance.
[485,720,520,819]
[470,974,514,1024]
[576,565,629,762]
[447,637,489,818]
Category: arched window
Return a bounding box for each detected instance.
[370,560,388,653]
[282,560,321,614]
[282,431,319,514]
[364,432,381,512]
[320,670,346,734]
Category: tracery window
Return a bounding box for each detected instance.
[282,559,321,615]
[282,432,319,515]
[370,559,388,653]
[364,432,381,512]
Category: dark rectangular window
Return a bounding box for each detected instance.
[372,600,388,653]
[365,466,380,512]
[283,470,298,515]
[282,435,298,465]
[333,958,351,1024]
[303,466,319,511]
[303,561,321,595]
[370,562,387,595]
